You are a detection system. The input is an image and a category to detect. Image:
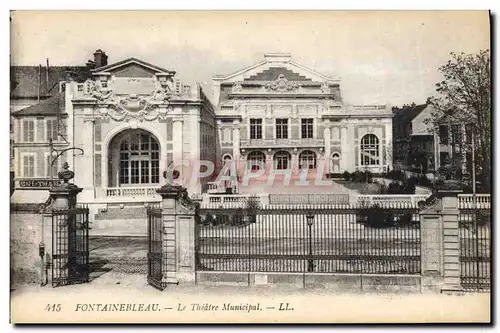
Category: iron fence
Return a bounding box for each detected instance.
[459,208,491,292]
[195,204,421,275]
[147,205,165,290]
[52,204,90,287]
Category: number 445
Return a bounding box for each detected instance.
[45,304,62,312]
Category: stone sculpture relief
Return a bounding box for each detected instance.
[265,74,300,93]
[232,81,243,93]
[321,81,331,94]
[82,78,173,122]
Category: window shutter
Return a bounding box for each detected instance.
[37,119,44,142]
[23,121,29,142]
[23,156,29,177]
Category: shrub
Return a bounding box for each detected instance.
[361,204,395,228]
[388,181,405,194]
[342,171,351,181]
[231,208,245,225]
[387,170,405,181]
[351,170,363,182]
[245,196,260,224]
[404,177,417,194]
[362,171,373,183]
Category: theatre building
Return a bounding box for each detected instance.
[11,56,216,233]
[212,53,393,190]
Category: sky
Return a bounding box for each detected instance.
[10,10,490,106]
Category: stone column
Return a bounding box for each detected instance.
[323,125,331,173]
[157,184,197,285]
[340,126,348,172]
[232,122,241,189]
[172,117,184,183]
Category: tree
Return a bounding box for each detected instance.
[425,50,491,191]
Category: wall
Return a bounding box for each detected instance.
[10,211,51,288]
[196,272,421,293]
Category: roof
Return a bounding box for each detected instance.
[10,65,91,99]
[213,53,339,83]
[393,104,428,124]
[12,92,65,117]
[91,57,175,75]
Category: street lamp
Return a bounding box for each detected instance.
[306,213,315,272]
[49,138,84,188]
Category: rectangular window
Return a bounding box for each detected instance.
[250,119,262,139]
[131,160,140,184]
[22,155,35,177]
[46,154,58,178]
[23,120,35,142]
[140,160,150,184]
[46,119,59,141]
[119,152,129,184]
[301,118,314,139]
[439,125,449,145]
[275,118,288,139]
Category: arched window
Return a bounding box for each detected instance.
[274,151,291,170]
[119,131,160,185]
[247,151,266,171]
[299,150,317,169]
[360,134,380,166]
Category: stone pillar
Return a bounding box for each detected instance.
[324,125,331,173]
[157,184,197,285]
[172,117,184,183]
[232,123,241,189]
[340,126,349,172]
[419,204,444,293]
[437,183,464,293]
[419,181,464,293]
[46,163,83,284]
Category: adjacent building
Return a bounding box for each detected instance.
[11,55,217,214]
[392,103,474,180]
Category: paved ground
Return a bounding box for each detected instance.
[89,236,148,275]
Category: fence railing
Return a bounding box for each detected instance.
[199,193,431,209]
[458,194,491,209]
[106,186,160,198]
[195,205,421,275]
[355,194,430,209]
[458,208,491,292]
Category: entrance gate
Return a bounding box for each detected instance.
[459,208,491,292]
[147,206,165,290]
[51,205,90,287]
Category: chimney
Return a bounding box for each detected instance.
[93,49,108,69]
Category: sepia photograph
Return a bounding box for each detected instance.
[8,9,491,324]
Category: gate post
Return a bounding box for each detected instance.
[46,162,83,286]
[436,182,464,293]
[420,181,463,293]
[157,184,198,285]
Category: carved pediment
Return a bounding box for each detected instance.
[265,74,301,93]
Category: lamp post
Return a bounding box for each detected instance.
[48,139,84,188]
[306,213,314,272]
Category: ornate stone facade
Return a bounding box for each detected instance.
[212,53,393,179]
